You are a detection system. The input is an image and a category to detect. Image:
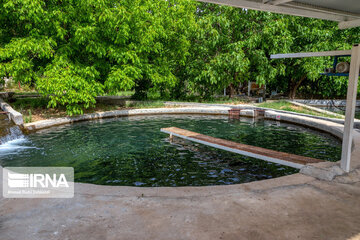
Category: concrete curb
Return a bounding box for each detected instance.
[24,107,231,131]
[264,110,344,139]
[300,162,345,181]
[0,97,23,125]
[164,101,360,128]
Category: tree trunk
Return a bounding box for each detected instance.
[289,76,306,99]
[229,83,235,98]
[229,73,238,98]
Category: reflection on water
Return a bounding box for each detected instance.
[0,115,341,187]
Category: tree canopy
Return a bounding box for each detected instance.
[0,0,196,114]
[0,0,359,114]
[182,4,359,99]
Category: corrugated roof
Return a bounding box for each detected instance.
[296,0,360,16]
[197,0,360,29]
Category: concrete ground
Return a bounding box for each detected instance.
[1,171,360,240]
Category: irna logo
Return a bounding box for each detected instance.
[3,167,74,198]
[8,173,69,188]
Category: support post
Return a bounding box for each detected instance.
[263,84,267,101]
[341,44,360,172]
[169,133,173,142]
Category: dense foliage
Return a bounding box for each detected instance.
[183,4,359,99]
[1,0,359,114]
[0,0,196,114]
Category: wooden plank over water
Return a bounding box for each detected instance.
[161,127,324,169]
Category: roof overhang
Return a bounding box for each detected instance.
[270,50,352,59]
[196,0,360,29]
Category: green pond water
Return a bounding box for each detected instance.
[0,115,341,187]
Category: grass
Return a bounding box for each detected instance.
[11,97,49,110]
[12,92,40,97]
[162,96,251,105]
[257,100,344,119]
[24,110,33,123]
[4,82,37,93]
[196,97,250,105]
[9,97,167,123]
[10,97,68,122]
[104,91,135,97]
[125,100,165,108]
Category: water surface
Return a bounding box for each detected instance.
[0,115,341,186]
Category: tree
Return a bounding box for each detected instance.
[1,0,359,112]
[177,3,251,99]
[239,11,359,99]
[0,0,196,114]
[183,4,360,99]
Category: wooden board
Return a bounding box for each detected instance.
[161,127,324,169]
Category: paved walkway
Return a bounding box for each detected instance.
[1,172,360,240]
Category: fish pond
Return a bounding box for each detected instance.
[0,115,341,187]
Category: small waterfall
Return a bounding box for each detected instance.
[0,126,24,145]
[0,115,25,145]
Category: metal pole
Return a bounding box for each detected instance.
[341,44,360,172]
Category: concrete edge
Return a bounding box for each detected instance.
[0,97,23,126]
[264,110,344,139]
[300,162,345,181]
[164,101,360,128]
[23,107,232,131]
[0,164,315,198]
